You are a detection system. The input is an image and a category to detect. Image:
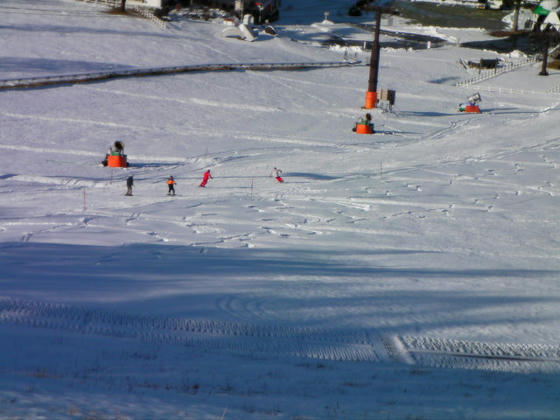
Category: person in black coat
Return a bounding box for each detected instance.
[126,176,133,196]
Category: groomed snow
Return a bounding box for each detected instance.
[1,0,560,418]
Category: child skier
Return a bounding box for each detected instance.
[271,167,284,183]
[167,176,176,196]
[199,170,213,187]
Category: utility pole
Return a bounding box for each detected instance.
[362,6,395,109]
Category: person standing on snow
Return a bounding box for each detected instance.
[167,176,176,196]
[199,170,213,187]
[271,167,284,183]
[126,175,134,196]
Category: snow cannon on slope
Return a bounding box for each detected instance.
[352,113,375,134]
[459,92,481,113]
[102,141,129,168]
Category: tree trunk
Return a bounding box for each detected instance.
[120,0,126,12]
[512,0,520,32]
[540,34,550,76]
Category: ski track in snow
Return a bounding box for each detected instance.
[1,167,552,250]
[0,143,100,158]
[247,70,332,107]
[1,298,559,373]
[6,93,546,158]
[79,85,283,113]
[1,142,556,253]
[0,111,360,151]
[83,84,365,120]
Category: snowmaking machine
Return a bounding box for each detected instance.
[102,141,128,168]
[459,92,482,113]
[353,113,375,134]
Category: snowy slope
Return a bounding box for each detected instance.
[1,0,560,419]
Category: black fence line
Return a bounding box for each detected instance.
[0,61,361,90]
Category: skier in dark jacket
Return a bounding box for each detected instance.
[126,176,133,196]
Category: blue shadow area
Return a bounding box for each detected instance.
[0,241,557,336]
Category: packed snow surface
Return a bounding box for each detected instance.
[1,0,560,418]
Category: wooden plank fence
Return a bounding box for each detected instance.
[0,61,361,90]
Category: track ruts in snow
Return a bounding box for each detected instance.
[397,336,560,373]
[2,298,560,372]
[0,298,382,363]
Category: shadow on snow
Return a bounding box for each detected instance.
[0,241,557,336]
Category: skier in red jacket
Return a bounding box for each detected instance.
[199,170,213,187]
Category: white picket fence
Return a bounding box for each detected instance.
[131,5,168,30]
[460,84,560,96]
[456,55,560,95]
[74,0,168,30]
[455,56,539,87]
